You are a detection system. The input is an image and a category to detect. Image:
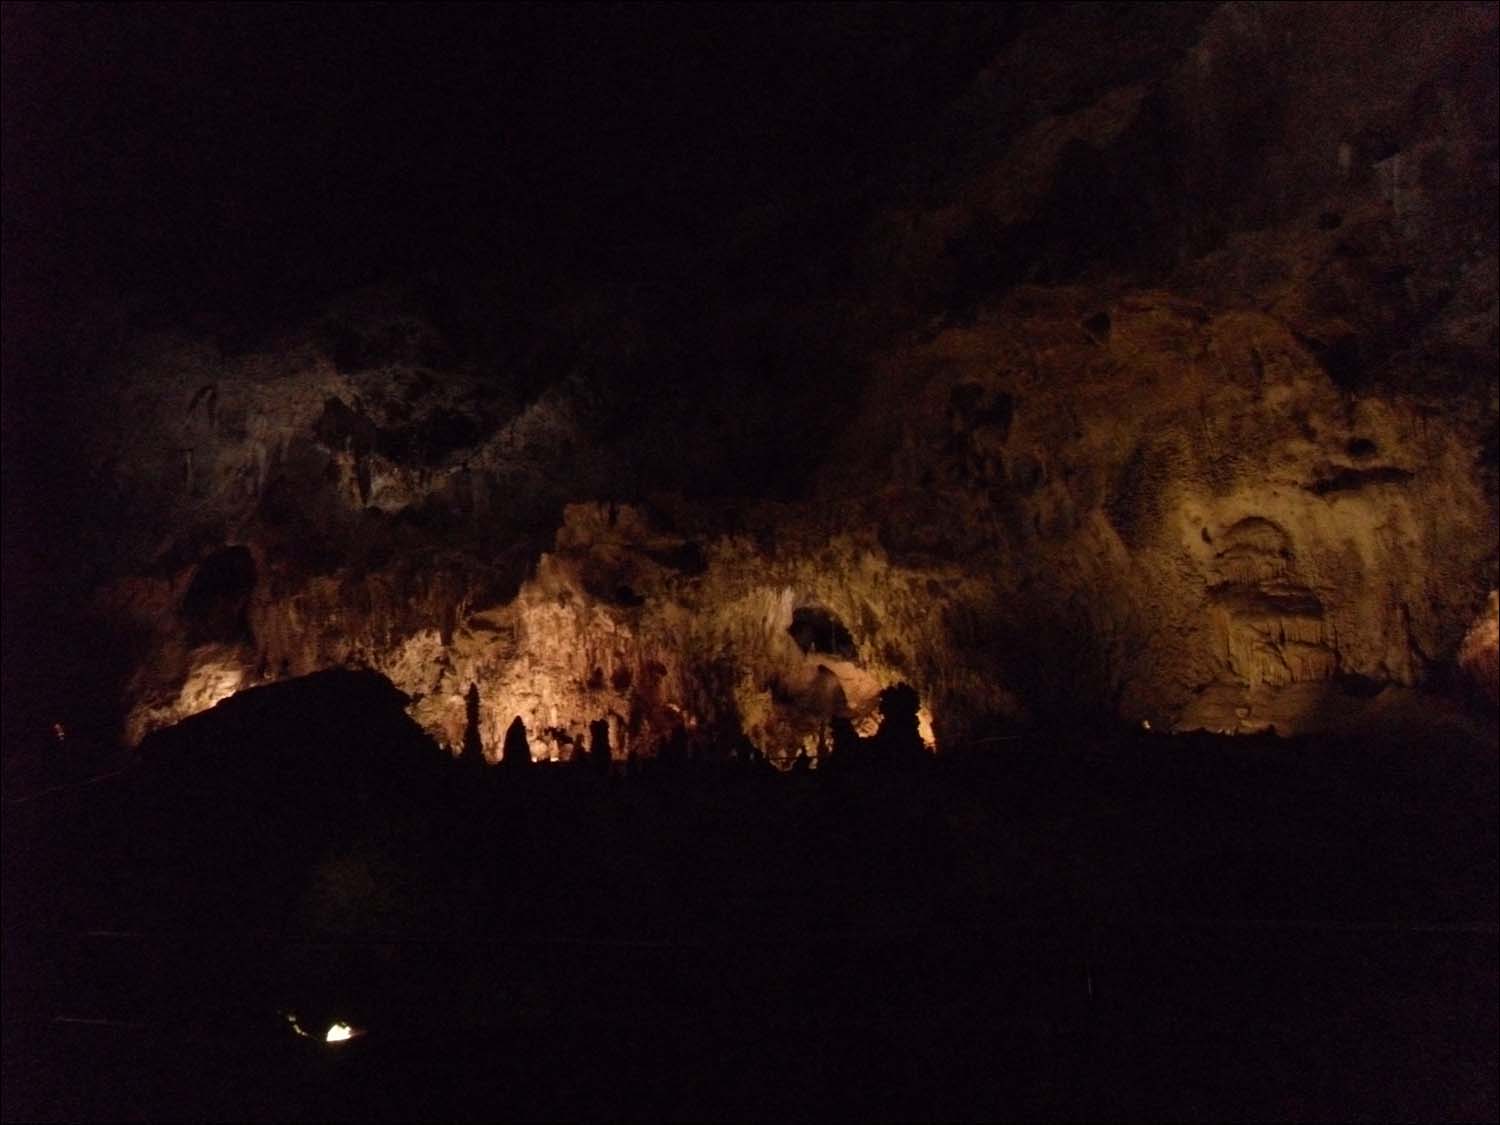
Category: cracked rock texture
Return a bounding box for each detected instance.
[17,2,1497,756]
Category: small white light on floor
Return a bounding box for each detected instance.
[325,1022,355,1042]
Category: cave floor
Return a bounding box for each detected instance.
[4,732,1496,1121]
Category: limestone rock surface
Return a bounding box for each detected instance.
[29,2,1497,755]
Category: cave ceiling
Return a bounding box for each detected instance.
[3,2,1496,759]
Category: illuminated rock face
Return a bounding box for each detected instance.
[1460,592,1500,709]
[304,500,940,764]
[837,292,1495,736]
[80,2,1496,752]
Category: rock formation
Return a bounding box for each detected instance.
[1460,590,1500,707]
[10,3,1496,759]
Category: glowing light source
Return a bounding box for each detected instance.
[325,1021,357,1042]
[283,1011,365,1044]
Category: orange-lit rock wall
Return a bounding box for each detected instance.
[74,2,1496,754]
[1459,591,1500,708]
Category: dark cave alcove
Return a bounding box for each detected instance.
[789,606,858,659]
[179,544,257,644]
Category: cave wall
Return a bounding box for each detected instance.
[831,284,1495,735]
[46,2,1498,755]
